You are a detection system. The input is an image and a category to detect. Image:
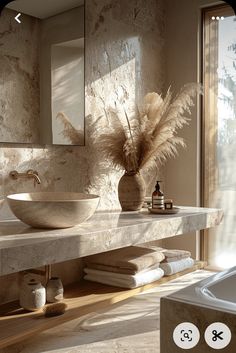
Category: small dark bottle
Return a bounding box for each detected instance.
[152,181,164,209]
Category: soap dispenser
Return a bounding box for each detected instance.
[152,181,164,209]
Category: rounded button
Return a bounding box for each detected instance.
[173,322,200,349]
[204,322,231,349]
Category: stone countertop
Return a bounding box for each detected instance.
[0,207,223,276]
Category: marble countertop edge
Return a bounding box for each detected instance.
[0,206,223,276]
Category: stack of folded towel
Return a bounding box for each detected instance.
[159,249,194,276]
[84,246,165,289]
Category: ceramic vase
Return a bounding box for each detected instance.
[118,171,146,211]
[46,277,64,303]
[20,279,46,311]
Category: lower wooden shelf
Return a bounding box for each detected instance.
[0,261,206,349]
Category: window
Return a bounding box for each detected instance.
[202,5,236,268]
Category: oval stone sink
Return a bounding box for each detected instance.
[7,192,100,229]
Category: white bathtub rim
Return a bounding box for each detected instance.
[168,267,236,314]
[167,295,236,316]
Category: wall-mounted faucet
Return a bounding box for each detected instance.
[9,169,41,185]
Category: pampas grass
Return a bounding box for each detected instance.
[97,83,202,173]
[56,112,84,145]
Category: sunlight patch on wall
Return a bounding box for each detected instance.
[87,56,136,125]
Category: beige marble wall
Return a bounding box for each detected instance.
[0,9,40,144]
[0,0,165,304]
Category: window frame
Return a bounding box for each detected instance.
[201,4,235,265]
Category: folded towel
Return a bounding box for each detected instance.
[137,245,191,263]
[86,262,160,275]
[161,249,191,263]
[161,254,190,263]
[160,258,194,276]
[84,267,164,289]
[85,246,165,275]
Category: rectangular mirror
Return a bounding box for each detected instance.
[0,0,85,145]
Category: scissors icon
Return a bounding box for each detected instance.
[212,330,224,342]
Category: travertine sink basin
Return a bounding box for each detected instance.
[7,192,100,229]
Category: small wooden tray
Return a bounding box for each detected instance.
[148,207,180,215]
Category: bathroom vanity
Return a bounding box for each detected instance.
[0,206,223,348]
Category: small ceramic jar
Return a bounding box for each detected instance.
[20,279,46,311]
[164,199,173,210]
[46,277,64,303]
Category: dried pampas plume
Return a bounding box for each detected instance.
[96,83,202,173]
[56,112,84,145]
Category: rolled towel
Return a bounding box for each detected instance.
[85,246,165,275]
[160,258,194,276]
[161,249,191,263]
[84,267,164,289]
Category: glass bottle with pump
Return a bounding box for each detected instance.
[152,181,164,209]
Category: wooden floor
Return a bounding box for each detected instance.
[0,262,206,349]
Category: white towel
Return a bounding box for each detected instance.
[84,267,164,289]
[160,257,194,276]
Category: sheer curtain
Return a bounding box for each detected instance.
[203,5,236,269]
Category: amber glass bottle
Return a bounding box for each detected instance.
[152,181,164,209]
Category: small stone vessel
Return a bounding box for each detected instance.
[46,277,64,303]
[20,279,46,311]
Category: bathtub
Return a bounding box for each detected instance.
[169,266,236,314]
[160,268,236,352]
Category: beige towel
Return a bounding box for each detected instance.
[161,249,191,263]
[84,267,164,289]
[85,246,165,275]
[86,262,160,275]
[137,245,191,263]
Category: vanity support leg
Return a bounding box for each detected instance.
[20,264,52,282]
[45,264,52,282]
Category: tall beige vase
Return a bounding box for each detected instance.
[118,172,146,211]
